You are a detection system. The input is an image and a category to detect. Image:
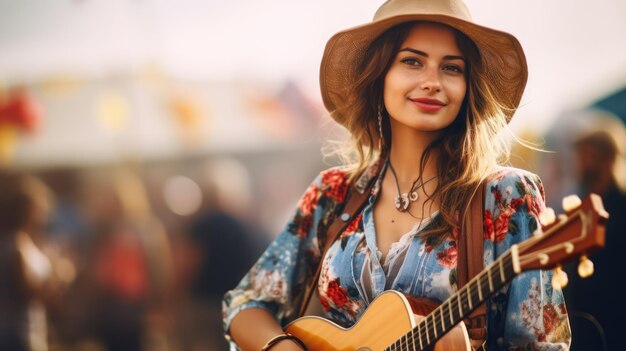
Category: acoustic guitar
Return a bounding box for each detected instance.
[285,194,608,350]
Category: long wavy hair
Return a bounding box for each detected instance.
[334,21,512,239]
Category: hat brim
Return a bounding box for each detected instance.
[320,14,528,125]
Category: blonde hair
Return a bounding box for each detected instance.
[330,22,513,239]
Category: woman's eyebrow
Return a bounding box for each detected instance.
[399,47,466,62]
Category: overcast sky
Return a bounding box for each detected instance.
[1,0,625,133]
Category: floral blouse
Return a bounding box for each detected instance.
[222,162,571,350]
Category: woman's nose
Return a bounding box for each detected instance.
[420,68,441,93]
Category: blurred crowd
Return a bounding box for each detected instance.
[0,79,328,351]
[0,152,328,351]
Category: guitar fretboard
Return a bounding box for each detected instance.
[384,250,517,351]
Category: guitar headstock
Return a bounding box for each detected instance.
[516,193,608,273]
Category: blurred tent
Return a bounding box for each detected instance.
[592,85,626,122]
[10,72,327,168]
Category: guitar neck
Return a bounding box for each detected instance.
[385,248,519,351]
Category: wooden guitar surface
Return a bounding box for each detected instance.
[285,290,470,351]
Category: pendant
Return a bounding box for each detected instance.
[394,193,410,212]
[409,191,419,202]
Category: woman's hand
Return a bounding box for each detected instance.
[270,339,307,351]
[230,308,309,351]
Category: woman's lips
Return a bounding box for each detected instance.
[410,98,447,112]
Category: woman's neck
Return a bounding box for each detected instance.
[388,127,440,182]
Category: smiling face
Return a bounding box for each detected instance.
[383,23,467,138]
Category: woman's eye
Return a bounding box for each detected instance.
[443,64,464,74]
[400,58,422,66]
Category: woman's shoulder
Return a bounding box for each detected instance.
[307,166,352,205]
[310,161,378,208]
[315,160,379,198]
[483,166,546,244]
[486,166,544,191]
[484,166,546,206]
[317,166,351,188]
[318,165,351,180]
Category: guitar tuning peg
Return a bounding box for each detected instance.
[562,195,582,212]
[577,255,594,278]
[551,265,569,290]
[539,207,556,226]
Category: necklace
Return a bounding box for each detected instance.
[388,161,437,212]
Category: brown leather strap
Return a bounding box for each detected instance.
[298,179,376,317]
[457,182,487,344]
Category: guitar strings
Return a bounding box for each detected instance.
[387,251,515,351]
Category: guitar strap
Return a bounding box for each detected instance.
[457,182,487,348]
[298,176,376,318]
[299,170,488,349]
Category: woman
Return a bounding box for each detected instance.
[223,0,571,350]
[0,169,54,351]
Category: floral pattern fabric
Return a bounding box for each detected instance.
[222,165,571,351]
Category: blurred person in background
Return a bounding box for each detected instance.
[36,167,87,348]
[0,169,56,351]
[564,110,626,351]
[223,0,571,350]
[176,158,268,351]
[84,169,174,351]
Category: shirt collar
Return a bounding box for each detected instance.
[353,156,388,197]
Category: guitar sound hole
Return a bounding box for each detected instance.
[356,348,372,351]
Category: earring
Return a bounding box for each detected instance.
[377,104,384,150]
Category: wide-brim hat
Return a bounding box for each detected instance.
[320,0,528,125]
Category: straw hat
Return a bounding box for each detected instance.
[320,0,528,125]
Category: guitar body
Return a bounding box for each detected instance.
[285,290,471,351]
